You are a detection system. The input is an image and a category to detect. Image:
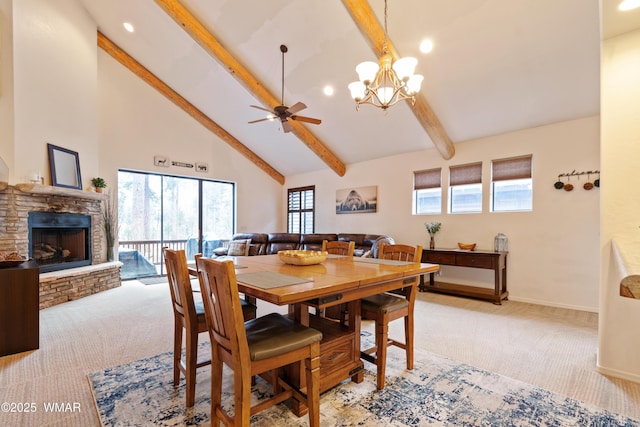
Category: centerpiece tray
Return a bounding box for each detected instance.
[278,250,328,266]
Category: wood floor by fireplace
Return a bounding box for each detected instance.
[28,212,92,273]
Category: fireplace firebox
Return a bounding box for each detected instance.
[28,212,92,273]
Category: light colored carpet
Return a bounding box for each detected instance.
[88,334,639,426]
[1,280,639,426]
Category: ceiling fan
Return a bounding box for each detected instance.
[248,44,321,133]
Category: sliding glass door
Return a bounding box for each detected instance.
[118,170,235,279]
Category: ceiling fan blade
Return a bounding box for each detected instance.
[282,119,293,133]
[250,105,274,114]
[248,117,271,124]
[286,102,307,115]
[291,115,321,125]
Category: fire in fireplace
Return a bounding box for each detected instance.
[28,212,92,273]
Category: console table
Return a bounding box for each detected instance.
[421,249,508,304]
[0,261,40,356]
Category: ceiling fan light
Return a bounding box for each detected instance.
[356,61,379,85]
[348,81,367,101]
[406,74,424,95]
[392,57,417,81]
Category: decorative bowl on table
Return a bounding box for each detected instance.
[278,250,328,266]
[0,251,29,268]
[457,243,476,251]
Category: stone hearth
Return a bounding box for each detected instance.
[0,182,121,308]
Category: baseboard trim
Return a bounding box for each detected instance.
[596,363,640,384]
[507,296,598,313]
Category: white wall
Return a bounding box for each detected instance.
[598,28,640,382]
[287,116,601,311]
[0,0,15,180]
[11,0,97,187]
[96,50,283,233]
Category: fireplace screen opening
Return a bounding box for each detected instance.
[28,212,92,273]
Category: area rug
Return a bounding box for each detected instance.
[88,334,639,426]
[136,276,169,286]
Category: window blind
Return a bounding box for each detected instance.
[449,162,482,186]
[492,155,532,182]
[413,168,442,190]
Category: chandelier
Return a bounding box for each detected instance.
[348,0,423,111]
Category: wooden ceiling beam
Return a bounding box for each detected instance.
[97,32,285,185]
[341,0,455,160]
[154,0,347,177]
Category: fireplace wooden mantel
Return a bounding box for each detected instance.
[12,182,108,201]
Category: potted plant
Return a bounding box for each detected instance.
[424,222,442,249]
[91,177,107,193]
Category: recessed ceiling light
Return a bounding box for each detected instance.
[619,0,640,11]
[419,39,434,54]
[123,22,135,32]
[323,86,334,96]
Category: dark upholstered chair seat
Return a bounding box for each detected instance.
[194,297,255,323]
[245,313,323,361]
[361,293,409,314]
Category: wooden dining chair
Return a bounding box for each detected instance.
[196,257,322,427]
[163,247,211,407]
[321,239,355,256]
[193,253,257,321]
[360,243,422,390]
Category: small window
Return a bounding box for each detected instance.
[287,186,315,233]
[491,155,532,212]
[413,168,442,214]
[449,162,482,213]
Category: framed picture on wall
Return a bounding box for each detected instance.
[336,185,377,214]
[47,143,82,190]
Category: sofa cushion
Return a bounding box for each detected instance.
[232,233,268,256]
[227,239,251,256]
[267,233,301,254]
[300,233,337,251]
[338,233,365,246]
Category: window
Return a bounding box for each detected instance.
[491,155,533,212]
[117,170,235,278]
[449,162,482,213]
[413,168,442,214]
[288,186,315,233]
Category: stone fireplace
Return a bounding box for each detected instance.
[0,182,121,308]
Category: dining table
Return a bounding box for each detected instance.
[191,253,439,415]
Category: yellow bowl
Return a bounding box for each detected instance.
[458,243,476,251]
[278,250,328,265]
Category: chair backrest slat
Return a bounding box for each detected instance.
[164,248,197,323]
[197,257,251,366]
[322,240,355,256]
[377,243,422,262]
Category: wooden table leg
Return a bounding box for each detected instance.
[349,299,364,383]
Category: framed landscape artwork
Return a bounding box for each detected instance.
[336,186,377,214]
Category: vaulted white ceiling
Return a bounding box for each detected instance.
[76,0,637,179]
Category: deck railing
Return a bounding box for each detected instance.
[118,239,186,267]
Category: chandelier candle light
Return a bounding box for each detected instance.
[348,0,423,110]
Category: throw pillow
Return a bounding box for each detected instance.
[227,239,250,256]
